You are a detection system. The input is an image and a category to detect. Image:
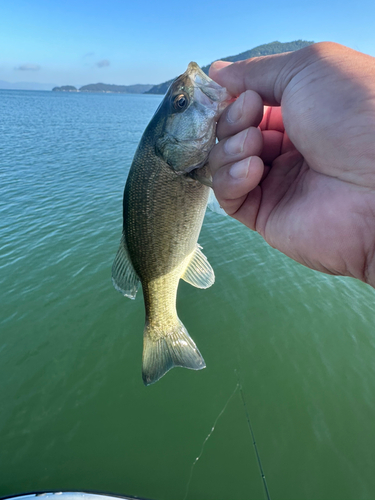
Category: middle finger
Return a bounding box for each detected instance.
[217,89,263,141]
[209,126,263,175]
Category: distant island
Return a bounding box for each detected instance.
[53,85,78,92]
[53,40,314,95]
[146,40,314,95]
[52,83,154,93]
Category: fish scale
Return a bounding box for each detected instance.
[112,62,230,385]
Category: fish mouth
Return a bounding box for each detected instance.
[184,61,232,115]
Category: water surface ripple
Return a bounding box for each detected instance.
[1,90,375,500]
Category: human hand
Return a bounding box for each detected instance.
[208,42,375,287]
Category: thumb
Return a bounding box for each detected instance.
[209,43,321,106]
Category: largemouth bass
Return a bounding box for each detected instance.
[112,62,230,386]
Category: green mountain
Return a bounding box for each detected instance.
[145,40,314,95]
[52,85,78,92]
[52,83,154,93]
[79,83,154,93]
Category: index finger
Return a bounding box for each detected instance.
[209,46,318,105]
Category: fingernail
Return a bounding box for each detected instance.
[227,93,244,124]
[224,129,248,155]
[230,158,250,179]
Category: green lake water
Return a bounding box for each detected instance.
[1,89,375,500]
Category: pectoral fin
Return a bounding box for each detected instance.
[181,244,215,289]
[188,167,213,187]
[207,188,228,216]
[112,234,140,299]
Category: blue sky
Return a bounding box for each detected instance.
[1,0,375,87]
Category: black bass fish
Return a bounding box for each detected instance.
[112,62,230,385]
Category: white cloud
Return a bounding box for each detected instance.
[15,64,41,71]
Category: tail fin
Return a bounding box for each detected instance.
[142,319,206,386]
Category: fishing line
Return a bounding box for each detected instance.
[183,383,240,500]
[236,369,271,500]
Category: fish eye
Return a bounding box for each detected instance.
[173,93,189,111]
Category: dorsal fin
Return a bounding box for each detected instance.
[181,244,215,289]
[112,234,140,299]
